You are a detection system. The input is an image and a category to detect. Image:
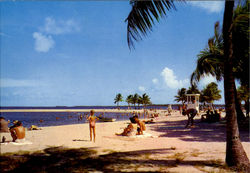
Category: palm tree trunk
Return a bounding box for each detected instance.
[223,1,249,169]
[245,100,249,117]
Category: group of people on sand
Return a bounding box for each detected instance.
[87,110,147,142]
[0,110,147,144]
[0,117,26,143]
[115,115,146,137]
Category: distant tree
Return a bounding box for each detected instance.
[201,82,221,107]
[114,93,123,108]
[174,88,186,106]
[237,85,249,117]
[126,95,133,109]
[141,93,152,109]
[186,84,200,94]
[131,93,139,109]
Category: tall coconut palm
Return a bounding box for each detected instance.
[174,88,186,106]
[125,0,249,168]
[191,2,249,122]
[223,1,249,168]
[114,93,123,108]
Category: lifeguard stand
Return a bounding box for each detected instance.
[186,94,200,113]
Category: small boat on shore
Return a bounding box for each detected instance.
[98,116,116,122]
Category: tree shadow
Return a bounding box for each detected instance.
[151,118,249,142]
[0,146,236,173]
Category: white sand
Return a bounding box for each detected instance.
[1,110,249,172]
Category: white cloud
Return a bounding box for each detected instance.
[33,32,55,52]
[199,75,217,87]
[43,17,80,35]
[189,1,224,13]
[161,67,188,89]
[0,78,42,88]
[152,78,159,84]
[138,86,146,92]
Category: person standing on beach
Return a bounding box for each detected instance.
[87,110,98,142]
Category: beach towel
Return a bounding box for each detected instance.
[130,132,158,138]
[1,138,32,145]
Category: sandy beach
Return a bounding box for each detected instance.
[1,110,249,172]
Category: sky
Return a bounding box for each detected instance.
[0,1,226,106]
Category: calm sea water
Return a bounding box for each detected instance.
[0,105,173,127]
[0,105,224,127]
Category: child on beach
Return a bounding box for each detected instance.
[87,110,98,142]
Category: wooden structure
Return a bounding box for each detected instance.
[186,94,200,113]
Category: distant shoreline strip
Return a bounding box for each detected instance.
[0,109,144,113]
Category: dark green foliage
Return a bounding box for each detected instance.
[125,0,177,49]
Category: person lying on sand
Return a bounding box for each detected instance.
[28,125,42,131]
[10,121,25,142]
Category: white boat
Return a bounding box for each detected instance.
[98,116,116,122]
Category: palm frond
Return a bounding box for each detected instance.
[125,0,177,49]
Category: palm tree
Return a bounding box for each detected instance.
[131,93,139,109]
[114,93,123,108]
[186,84,200,94]
[125,0,249,168]
[174,88,186,106]
[237,85,249,117]
[200,82,221,107]
[223,1,249,168]
[126,95,133,109]
[125,0,176,49]
[191,2,249,123]
[141,93,152,109]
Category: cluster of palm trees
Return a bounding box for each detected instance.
[114,93,152,109]
[124,0,249,169]
[175,82,221,107]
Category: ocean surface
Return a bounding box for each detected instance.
[0,105,173,128]
[0,105,224,128]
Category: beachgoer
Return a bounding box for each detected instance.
[10,121,25,142]
[87,110,98,142]
[0,117,10,133]
[0,117,10,143]
[115,123,136,136]
[134,116,146,135]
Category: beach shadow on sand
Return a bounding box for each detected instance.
[1,146,241,173]
[151,118,250,142]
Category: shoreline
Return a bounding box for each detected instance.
[0,108,145,113]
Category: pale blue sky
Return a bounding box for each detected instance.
[0,1,225,106]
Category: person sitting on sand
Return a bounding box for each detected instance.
[10,121,25,142]
[87,110,99,142]
[0,117,10,143]
[115,123,136,136]
[0,117,10,133]
[134,116,146,135]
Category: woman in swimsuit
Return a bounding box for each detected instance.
[87,110,98,142]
